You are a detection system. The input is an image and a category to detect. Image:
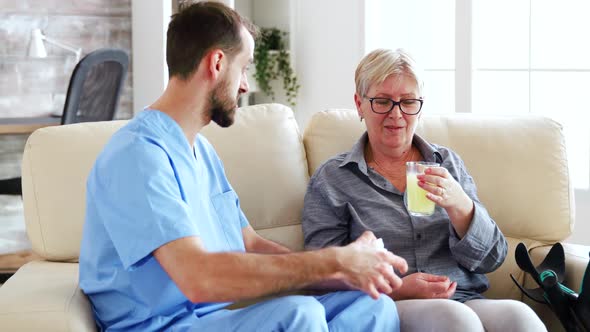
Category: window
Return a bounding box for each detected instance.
[366,0,590,188]
[365,0,456,115]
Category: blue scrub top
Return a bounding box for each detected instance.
[79,110,249,331]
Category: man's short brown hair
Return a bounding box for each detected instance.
[167,1,258,80]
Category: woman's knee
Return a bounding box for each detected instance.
[430,300,483,332]
[396,299,484,332]
[466,299,546,332]
[491,300,546,331]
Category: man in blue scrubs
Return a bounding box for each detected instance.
[79,2,407,331]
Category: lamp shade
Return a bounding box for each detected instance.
[27,28,82,62]
[28,29,47,58]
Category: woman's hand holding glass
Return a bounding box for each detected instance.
[417,166,475,237]
[417,167,472,211]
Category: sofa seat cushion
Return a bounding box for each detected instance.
[0,261,95,332]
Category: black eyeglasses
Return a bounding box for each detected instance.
[364,96,424,115]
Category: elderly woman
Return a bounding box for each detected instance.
[302,49,546,332]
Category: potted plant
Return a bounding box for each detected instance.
[253,27,300,106]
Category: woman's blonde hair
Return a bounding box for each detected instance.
[355,48,424,97]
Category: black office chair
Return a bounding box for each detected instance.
[0,48,129,196]
[61,48,129,124]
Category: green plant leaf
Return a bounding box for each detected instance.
[253,27,300,106]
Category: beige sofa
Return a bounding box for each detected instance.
[0,103,587,331]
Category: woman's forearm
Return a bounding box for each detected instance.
[446,194,474,238]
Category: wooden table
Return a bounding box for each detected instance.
[0,116,61,134]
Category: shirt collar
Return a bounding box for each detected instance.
[339,131,443,174]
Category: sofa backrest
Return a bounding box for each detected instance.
[22,120,126,261]
[22,104,308,261]
[200,104,308,250]
[303,109,574,243]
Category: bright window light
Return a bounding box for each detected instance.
[366,0,590,189]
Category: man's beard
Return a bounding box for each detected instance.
[209,77,239,128]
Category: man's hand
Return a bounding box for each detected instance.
[333,231,408,299]
[389,272,457,300]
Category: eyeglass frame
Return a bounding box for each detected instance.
[363,96,424,115]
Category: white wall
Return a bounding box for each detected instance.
[131,0,171,113]
[571,191,590,245]
[251,0,290,32]
[293,0,364,127]
[234,0,252,19]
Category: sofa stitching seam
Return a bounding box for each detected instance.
[26,139,49,257]
[254,221,301,231]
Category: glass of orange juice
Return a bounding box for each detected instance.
[406,161,439,216]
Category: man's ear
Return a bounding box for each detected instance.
[205,49,225,80]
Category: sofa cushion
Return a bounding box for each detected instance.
[0,261,95,332]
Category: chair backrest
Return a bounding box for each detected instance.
[61,48,129,125]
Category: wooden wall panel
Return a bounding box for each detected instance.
[0,0,132,117]
[0,0,132,177]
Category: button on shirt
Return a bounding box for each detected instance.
[302,133,508,302]
[79,110,249,331]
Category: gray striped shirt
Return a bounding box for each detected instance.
[302,132,507,302]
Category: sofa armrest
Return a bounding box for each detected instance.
[0,261,96,332]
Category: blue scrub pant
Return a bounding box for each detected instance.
[188,291,399,332]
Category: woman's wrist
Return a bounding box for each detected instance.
[388,288,406,300]
[446,194,475,237]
